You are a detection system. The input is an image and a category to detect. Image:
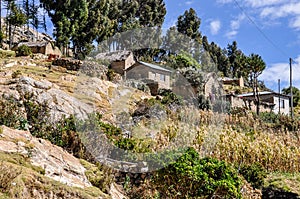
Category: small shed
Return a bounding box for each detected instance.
[13,41,62,56]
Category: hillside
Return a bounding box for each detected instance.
[0,52,300,198]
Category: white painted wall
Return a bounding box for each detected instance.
[273,96,290,115]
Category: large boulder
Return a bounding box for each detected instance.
[0,125,91,188]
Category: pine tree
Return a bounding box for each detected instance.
[176,8,201,42]
[227,41,246,78]
[176,8,202,61]
[246,53,266,115]
[137,0,166,27]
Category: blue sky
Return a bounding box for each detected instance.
[163,0,300,91]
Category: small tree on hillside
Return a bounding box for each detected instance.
[246,53,266,115]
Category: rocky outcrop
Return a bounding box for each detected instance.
[0,125,91,188]
[0,76,94,122]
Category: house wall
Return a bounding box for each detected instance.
[30,46,46,54]
[231,94,290,115]
[148,70,171,89]
[124,53,135,70]
[126,64,171,89]
[222,77,244,88]
[272,96,290,115]
[111,61,126,75]
[45,43,62,56]
[111,53,136,75]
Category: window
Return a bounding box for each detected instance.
[160,74,166,81]
[279,99,285,108]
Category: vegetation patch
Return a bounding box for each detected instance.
[264,172,300,196]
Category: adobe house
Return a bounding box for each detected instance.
[95,50,135,75]
[13,41,62,56]
[95,51,172,94]
[234,91,290,114]
[126,61,172,90]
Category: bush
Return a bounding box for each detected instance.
[16,45,32,56]
[155,147,242,198]
[0,95,27,130]
[239,163,267,189]
[12,70,22,78]
[158,89,183,106]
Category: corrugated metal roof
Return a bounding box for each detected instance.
[137,61,172,72]
[238,91,289,98]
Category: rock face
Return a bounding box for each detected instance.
[0,76,94,122]
[0,125,91,188]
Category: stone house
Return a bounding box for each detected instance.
[226,91,290,114]
[126,61,172,89]
[95,50,135,75]
[95,51,172,94]
[13,41,62,56]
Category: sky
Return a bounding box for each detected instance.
[163,0,300,91]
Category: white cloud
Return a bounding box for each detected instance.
[225,14,245,39]
[217,0,300,31]
[290,16,300,30]
[244,0,285,8]
[225,30,238,39]
[216,0,233,3]
[260,55,300,88]
[185,1,193,5]
[210,20,221,35]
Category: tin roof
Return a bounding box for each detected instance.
[136,61,172,73]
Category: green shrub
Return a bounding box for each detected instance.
[197,93,211,110]
[12,70,22,78]
[0,31,4,44]
[158,89,183,106]
[16,45,32,56]
[155,147,242,198]
[259,112,279,124]
[80,159,113,194]
[0,95,27,130]
[239,163,267,189]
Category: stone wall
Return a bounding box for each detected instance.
[52,58,83,71]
